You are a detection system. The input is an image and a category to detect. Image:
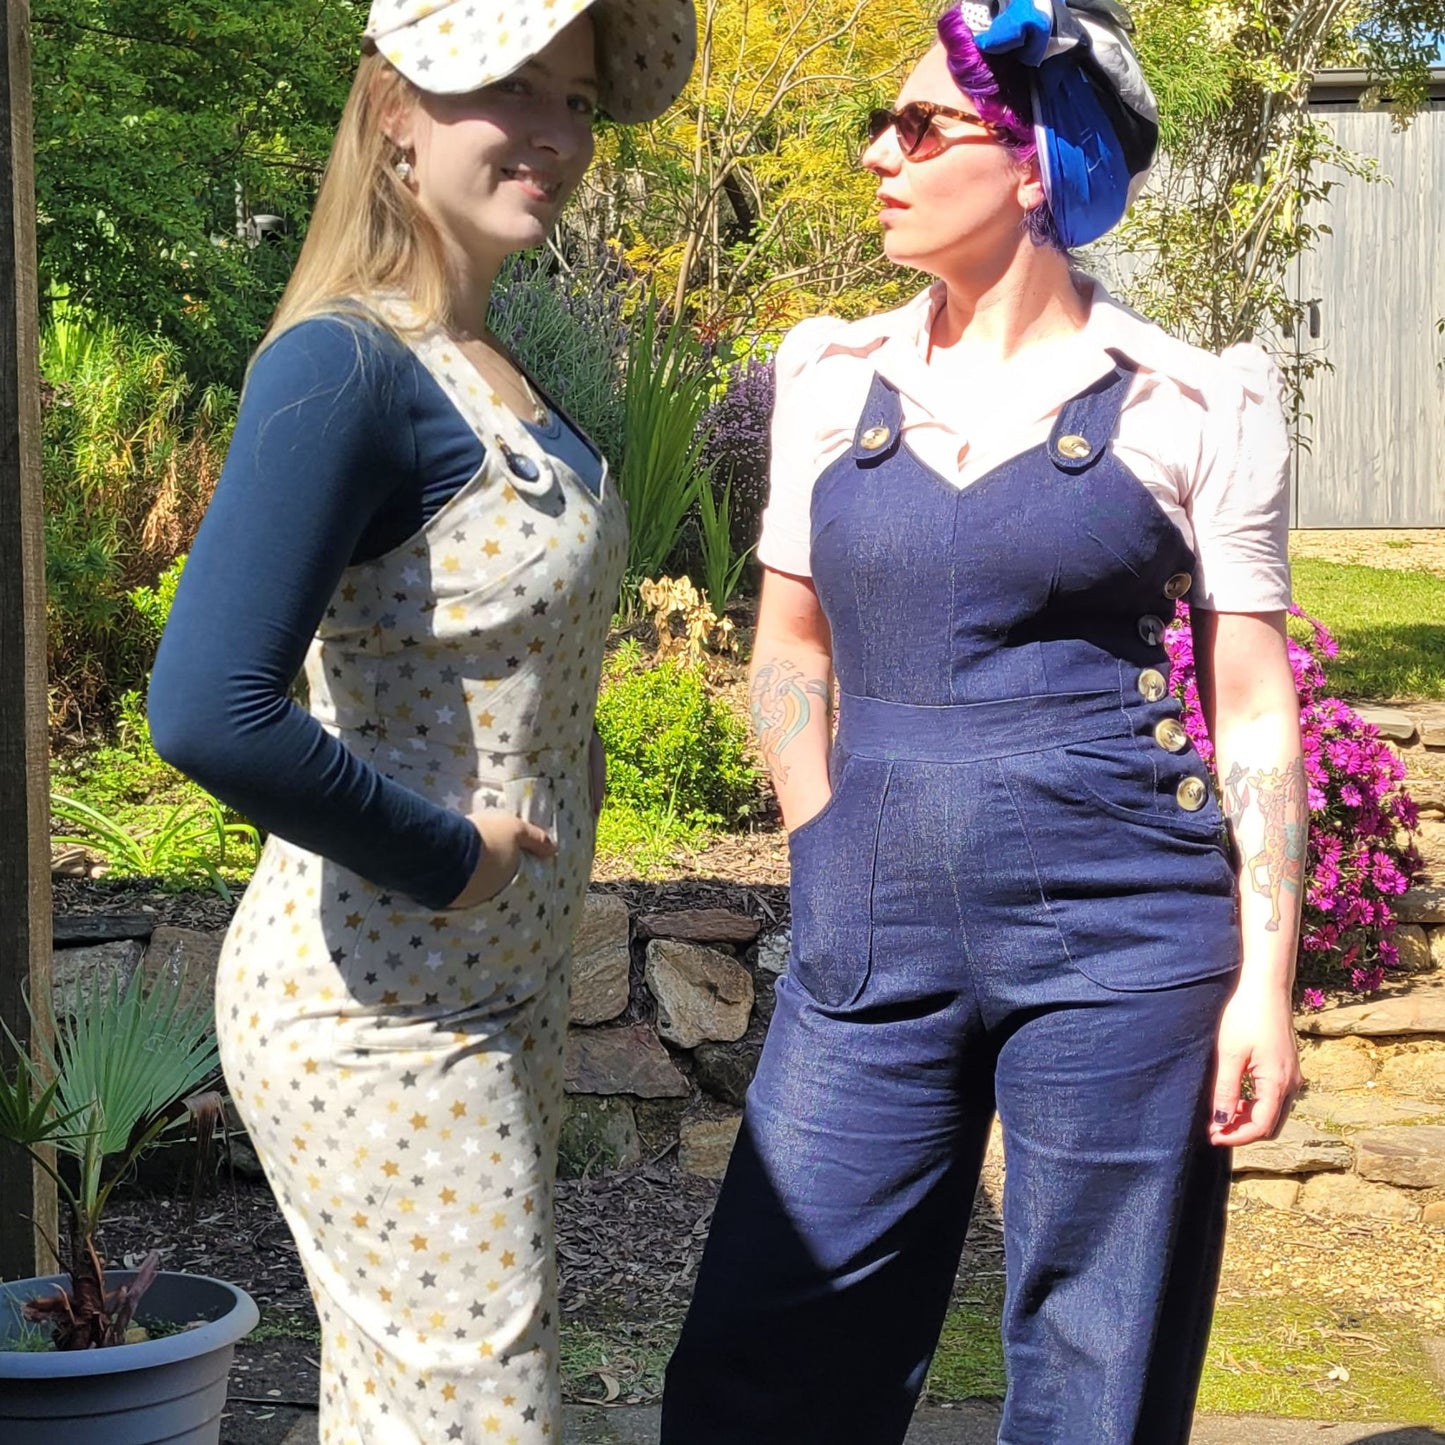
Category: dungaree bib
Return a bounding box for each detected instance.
[217,321,627,1445]
[664,362,1242,1445]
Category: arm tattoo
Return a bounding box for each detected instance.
[749,661,830,785]
[1222,758,1308,932]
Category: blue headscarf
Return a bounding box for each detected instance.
[956,0,1158,248]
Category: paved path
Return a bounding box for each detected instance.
[282,1406,1444,1443]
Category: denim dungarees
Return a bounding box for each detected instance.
[664,361,1242,1445]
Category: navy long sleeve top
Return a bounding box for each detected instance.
[148,316,602,910]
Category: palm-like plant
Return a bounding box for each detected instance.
[0,967,221,1349]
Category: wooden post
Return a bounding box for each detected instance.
[0,0,57,1283]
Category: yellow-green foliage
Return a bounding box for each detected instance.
[590,0,942,336]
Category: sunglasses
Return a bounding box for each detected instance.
[865,101,998,158]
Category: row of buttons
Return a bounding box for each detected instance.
[1139,574,1205,811]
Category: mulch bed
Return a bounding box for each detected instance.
[99,1161,725,1444]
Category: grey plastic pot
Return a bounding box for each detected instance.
[0,1270,259,1444]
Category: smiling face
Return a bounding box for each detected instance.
[390,15,598,271]
[862,41,1046,278]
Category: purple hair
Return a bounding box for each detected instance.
[936,8,1064,250]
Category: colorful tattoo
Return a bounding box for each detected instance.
[749,661,829,785]
[1223,758,1308,932]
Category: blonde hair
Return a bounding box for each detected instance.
[259,51,450,357]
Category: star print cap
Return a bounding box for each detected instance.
[363,0,697,123]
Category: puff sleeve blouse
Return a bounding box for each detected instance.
[757,276,1292,614]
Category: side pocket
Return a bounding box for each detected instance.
[786,760,889,1010]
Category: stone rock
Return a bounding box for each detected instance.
[1298,1036,1377,1090]
[569,894,631,1026]
[679,1110,743,1179]
[1232,1116,1353,1175]
[140,926,224,1014]
[557,1096,641,1179]
[1397,885,1445,925]
[1396,923,1434,973]
[1353,1125,1445,1189]
[1415,820,1445,869]
[50,845,92,878]
[227,1135,268,1183]
[1424,1201,1445,1227]
[1415,703,1445,749]
[644,940,753,1048]
[1431,927,1445,973]
[692,1037,763,1108]
[52,912,154,947]
[51,940,144,1016]
[1353,704,1418,743]
[1296,982,1445,1036]
[1295,1089,1444,1128]
[755,928,791,976]
[564,1024,689,1098]
[632,1098,689,1157]
[637,909,761,946]
[1296,1170,1422,1222]
[1377,1046,1445,1102]
[1233,1177,1301,1210]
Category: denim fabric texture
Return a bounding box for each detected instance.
[662,361,1241,1444]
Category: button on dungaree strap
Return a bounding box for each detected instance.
[1047,356,1137,474]
[851,373,905,466]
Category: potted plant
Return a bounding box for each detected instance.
[0,963,259,1443]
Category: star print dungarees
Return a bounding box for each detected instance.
[217,323,627,1445]
[663,363,1242,1444]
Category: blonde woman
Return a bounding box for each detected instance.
[148,3,694,1439]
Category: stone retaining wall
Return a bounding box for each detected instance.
[45,705,1445,1221]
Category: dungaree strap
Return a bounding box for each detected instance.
[1047,354,1137,474]
[849,372,906,467]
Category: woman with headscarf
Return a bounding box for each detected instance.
[662,4,1303,1442]
[148,3,695,1439]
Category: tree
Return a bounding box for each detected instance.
[572,0,941,338]
[1112,0,1445,353]
[33,1,359,386]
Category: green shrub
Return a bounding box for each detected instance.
[42,312,233,735]
[594,645,758,828]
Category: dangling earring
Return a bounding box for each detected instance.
[395,156,413,182]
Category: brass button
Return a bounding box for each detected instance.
[1056,433,1092,460]
[1137,614,1165,647]
[1176,776,1208,812]
[859,425,892,451]
[1164,571,1193,600]
[1137,668,1168,702]
[1154,718,1188,753]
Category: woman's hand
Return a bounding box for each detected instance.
[447,811,556,909]
[588,730,606,822]
[1209,976,1302,1146]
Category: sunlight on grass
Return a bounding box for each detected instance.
[1290,559,1445,701]
[923,1280,1445,1423]
[1199,1297,1445,1423]
[560,1319,676,1403]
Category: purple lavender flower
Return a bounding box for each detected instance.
[698,357,776,556]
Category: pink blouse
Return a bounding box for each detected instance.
[757,277,1292,613]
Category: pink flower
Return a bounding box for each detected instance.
[1168,602,1421,1005]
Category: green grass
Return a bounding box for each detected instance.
[925,1279,1007,1401]
[247,1308,321,1346]
[560,1318,676,1403]
[1290,559,1445,701]
[1199,1297,1445,1423]
[923,1281,1445,1423]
